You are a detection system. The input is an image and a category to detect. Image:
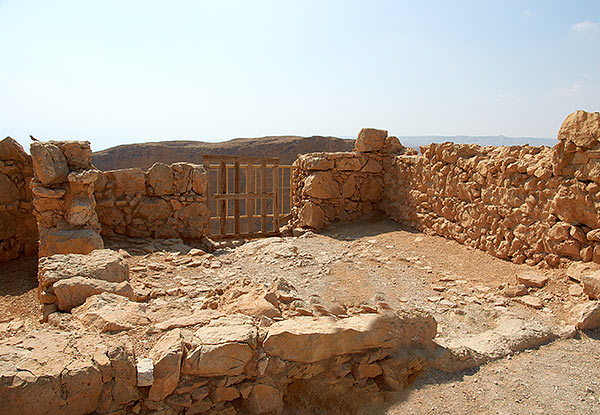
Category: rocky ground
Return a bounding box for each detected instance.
[1,217,599,414]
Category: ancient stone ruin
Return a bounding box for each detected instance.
[0,110,599,414]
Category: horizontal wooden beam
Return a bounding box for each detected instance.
[209,231,280,241]
[213,192,274,200]
[203,154,279,164]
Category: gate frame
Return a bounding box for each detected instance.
[203,154,293,240]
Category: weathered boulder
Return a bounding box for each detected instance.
[39,228,104,257]
[355,128,388,152]
[182,315,257,376]
[149,329,184,401]
[571,302,600,330]
[581,271,600,300]
[303,171,340,199]
[147,163,174,196]
[263,309,436,364]
[52,277,134,311]
[72,293,150,333]
[516,272,549,288]
[30,142,69,186]
[557,110,600,148]
[0,136,29,162]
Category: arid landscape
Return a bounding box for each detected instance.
[1,111,600,415]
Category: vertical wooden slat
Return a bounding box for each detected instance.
[273,163,279,231]
[246,163,254,233]
[290,166,294,218]
[234,161,240,235]
[203,159,211,219]
[219,161,226,235]
[261,162,267,232]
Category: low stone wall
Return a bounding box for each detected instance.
[0,137,37,262]
[291,129,416,229]
[94,162,209,240]
[0,307,437,415]
[292,111,600,268]
[381,144,560,266]
[30,140,104,257]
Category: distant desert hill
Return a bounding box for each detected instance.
[92,135,355,171]
[91,134,558,171]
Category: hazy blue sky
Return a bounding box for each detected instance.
[1,0,599,151]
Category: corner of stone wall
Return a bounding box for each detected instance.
[380,110,600,268]
[291,128,416,230]
[0,137,38,262]
[30,140,104,257]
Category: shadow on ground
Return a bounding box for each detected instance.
[0,255,38,297]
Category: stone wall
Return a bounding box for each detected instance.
[291,129,416,229]
[0,137,37,262]
[292,111,600,268]
[30,141,104,257]
[94,162,209,240]
[0,307,437,415]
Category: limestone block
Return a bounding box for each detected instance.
[52,276,135,311]
[557,110,600,148]
[303,171,340,199]
[149,329,183,401]
[147,163,174,196]
[182,316,257,376]
[105,168,146,197]
[136,357,154,387]
[38,249,129,291]
[571,301,600,330]
[72,292,150,333]
[30,142,69,186]
[135,197,171,222]
[582,271,600,299]
[355,128,387,152]
[191,165,208,194]
[297,202,326,229]
[263,310,436,363]
[39,228,104,257]
[302,155,335,171]
[336,156,363,171]
[60,141,92,170]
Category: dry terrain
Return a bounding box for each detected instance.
[2,217,598,414]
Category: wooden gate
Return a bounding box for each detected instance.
[203,154,294,240]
